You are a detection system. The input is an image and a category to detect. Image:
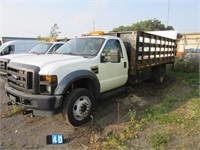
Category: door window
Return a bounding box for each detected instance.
[102,39,123,58]
[3,45,15,54]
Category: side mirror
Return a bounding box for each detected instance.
[101,50,120,63]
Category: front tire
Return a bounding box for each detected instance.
[62,88,95,126]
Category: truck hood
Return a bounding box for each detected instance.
[10,54,86,69]
[0,53,33,60]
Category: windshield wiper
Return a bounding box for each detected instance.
[82,54,89,58]
[51,51,57,54]
[29,51,39,54]
[56,52,80,55]
[64,52,79,55]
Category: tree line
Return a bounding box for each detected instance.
[112,18,174,32]
[38,19,182,41]
[112,18,182,38]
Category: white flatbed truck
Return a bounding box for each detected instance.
[4,31,176,126]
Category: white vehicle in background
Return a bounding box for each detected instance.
[29,42,65,54]
[0,40,41,56]
[0,42,65,77]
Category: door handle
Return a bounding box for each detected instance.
[124,62,127,68]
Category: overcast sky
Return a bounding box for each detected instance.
[0,0,199,38]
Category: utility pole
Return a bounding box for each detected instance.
[93,21,95,31]
[167,0,170,26]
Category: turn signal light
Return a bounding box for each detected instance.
[40,75,57,83]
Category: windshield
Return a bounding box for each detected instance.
[29,43,53,54]
[56,38,105,56]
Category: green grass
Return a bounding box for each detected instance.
[99,88,199,149]
[149,132,170,149]
[169,71,199,84]
[142,97,177,122]
[98,61,199,149]
[100,97,199,149]
[157,98,199,125]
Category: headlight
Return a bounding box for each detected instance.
[46,85,51,93]
[40,75,57,94]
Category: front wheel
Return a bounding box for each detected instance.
[62,88,95,126]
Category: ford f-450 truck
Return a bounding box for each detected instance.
[5,31,176,126]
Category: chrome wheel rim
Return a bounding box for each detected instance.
[73,96,91,121]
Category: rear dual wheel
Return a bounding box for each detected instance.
[153,65,166,84]
[62,88,95,126]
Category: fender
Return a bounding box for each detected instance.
[54,70,100,96]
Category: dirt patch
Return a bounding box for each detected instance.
[0,75,198,149]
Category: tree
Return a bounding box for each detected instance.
[49,23,61,40]
[113,19,174,32]
[36,35,49,42]
[37,23,61,42]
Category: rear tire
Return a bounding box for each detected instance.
[153,65,166,84]
[62,88,95,126]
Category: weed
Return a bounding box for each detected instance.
[128,109,136,123]
[134,123,142,131]
[149,132,170,149]
[142,105,160,120]
[167,57,199,85]
[102,119,139,149]
[173,58,199,73]
[12,105,24,114]
[102,134,128,150]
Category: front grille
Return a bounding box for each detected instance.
[0,59,9,73]
[7,67,33,91]
[7,62,40,94]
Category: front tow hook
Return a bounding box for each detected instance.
[7,102,14,106]
[23,110,33,115]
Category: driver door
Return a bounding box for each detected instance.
[98,39,128,93]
